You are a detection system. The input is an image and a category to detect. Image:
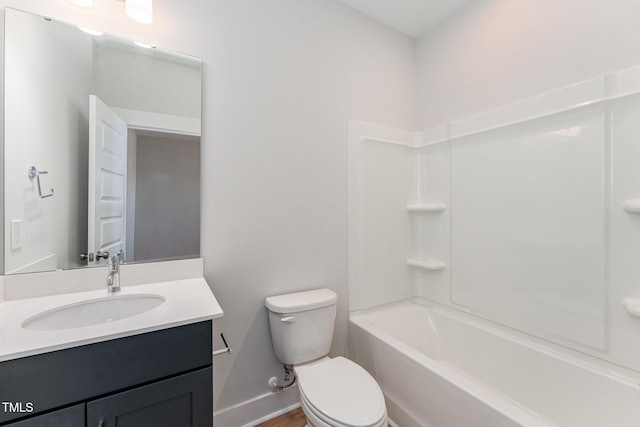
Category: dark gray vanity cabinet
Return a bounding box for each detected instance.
[0,321,213,427]
[4,405,84,426]
[86,368,212,427]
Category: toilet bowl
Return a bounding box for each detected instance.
[265,289,388,427]
[295,357,387,427]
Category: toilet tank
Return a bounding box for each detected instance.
[265,288,337,365]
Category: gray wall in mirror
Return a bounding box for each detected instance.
[3,8,202,275]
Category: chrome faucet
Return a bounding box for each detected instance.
[106,255,121,294]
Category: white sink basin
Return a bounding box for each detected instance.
[21,294,166,331]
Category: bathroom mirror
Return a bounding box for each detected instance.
[3,8,202,274]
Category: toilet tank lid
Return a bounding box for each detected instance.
[265,288,337,314]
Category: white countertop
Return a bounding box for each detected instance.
[0,277,223,362]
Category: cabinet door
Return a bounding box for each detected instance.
[6,404,84,427]
[86,367,212,427]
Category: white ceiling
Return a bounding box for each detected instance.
[336,0,473,38]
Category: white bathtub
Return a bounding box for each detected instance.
[349,301,640,427]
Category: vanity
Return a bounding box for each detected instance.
[1,322,212,426]
[0,263,223,426]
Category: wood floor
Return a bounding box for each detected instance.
[256,408,307,427]
[256,407,392,427]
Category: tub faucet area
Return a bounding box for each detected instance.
[106,255,121,294]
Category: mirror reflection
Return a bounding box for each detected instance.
[4,8,202,275]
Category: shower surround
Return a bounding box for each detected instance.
[348,64,640,426]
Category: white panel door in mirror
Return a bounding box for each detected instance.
[89,95,127,264]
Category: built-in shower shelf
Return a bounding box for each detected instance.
[622,298,640,317]
[406,203,446,214]
[622,199,640,214]
[406,258,446,271]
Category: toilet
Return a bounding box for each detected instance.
[265,288,388,427]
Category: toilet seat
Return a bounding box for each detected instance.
[295,357,387,427]
[299,388,388,427]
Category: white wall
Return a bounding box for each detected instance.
[416,0,640,128]
[202,1,415,416]
[93,43,201,118]
[0,0,416,423]
[4,8,92,273]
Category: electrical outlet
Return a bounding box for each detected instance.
[10,220,24,251]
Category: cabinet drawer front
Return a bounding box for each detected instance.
[87,367,212,427]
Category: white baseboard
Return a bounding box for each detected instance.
[214,385,300,427]
[385,396,421,427]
